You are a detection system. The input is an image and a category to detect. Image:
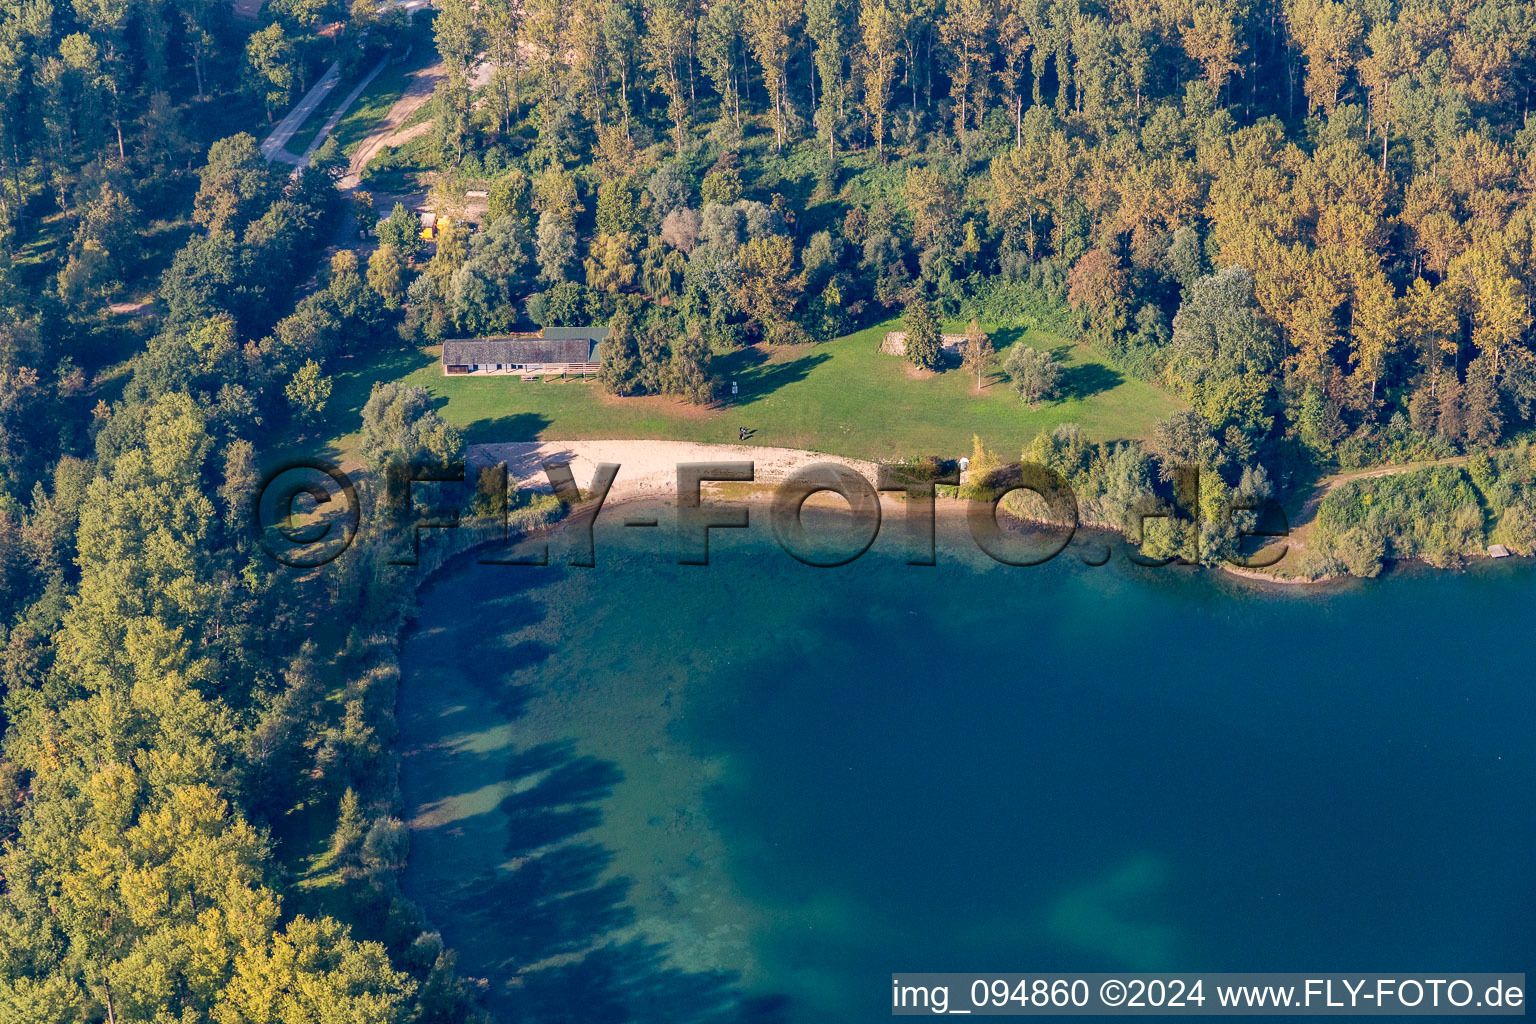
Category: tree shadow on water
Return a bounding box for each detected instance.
[434,739,789,1023]
[467,637,557,720]
[516,939,791,1023]
[499,741,621,856]
[457,841,633,971]
[428,589,558,721]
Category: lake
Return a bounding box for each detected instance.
[397,502,1535,1022]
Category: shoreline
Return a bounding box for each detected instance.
[468,440,1337,586]
[468,439,884,506]
[391,444,1535,1018]
[465,439,1526,587]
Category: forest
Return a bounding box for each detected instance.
[2,0,1536,1015]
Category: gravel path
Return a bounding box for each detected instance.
[261,62,341,164]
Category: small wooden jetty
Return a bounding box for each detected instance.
[1487,544,1512,558]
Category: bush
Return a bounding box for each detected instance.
[1004,345,1063,408]
[881,455,955,487]
[1492,504,1536,555]
[1314,466,1485,573]
[960,263,1073,334]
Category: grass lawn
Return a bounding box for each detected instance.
[301,319,1185,468]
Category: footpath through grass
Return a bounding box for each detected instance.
[304,321,1184,467]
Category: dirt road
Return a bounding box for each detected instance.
[340,61,443,187]
[341,58,493,187]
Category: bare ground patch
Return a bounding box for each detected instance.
[381,121,433,149]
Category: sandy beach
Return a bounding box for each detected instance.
[469,439,884,504]
[464,439,1363,584]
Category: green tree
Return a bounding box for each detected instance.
[902,297,944,369]
[806,0,849,161]
[859,0,903,159]
[57,183,138,303]
[243,24,298,122]
[961,318,993,388]
[285,359,333,423]
[330,788,366,865]
[360,381,464,470]
[736,235,803,341]
[536,210,579,284]
[700,168,743,205]
[904,165,962,276]
[744,0,803,151]
[1165,267,1281,423]
[599,306,643,394]
[219,438,259,529]
[194,133,282,234]
[371,244,414,308]
[214,916,416,1024]
[583,231,639,292]
[361,817,410,883]
[939,0,991,137]
[1005,344,1063,407]
[668,323,718,404]
[643,0,694,152]
[354,191,378,236]
[431,75,474,166]
[1145,408,1221,481]
[488,168,533,228]
[377,203,424,256]
[1349,271,1399,403]
[698,0,744,133]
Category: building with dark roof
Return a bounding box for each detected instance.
[441,327,609,377]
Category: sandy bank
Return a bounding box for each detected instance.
[469,440,883,504]
[470,440,1501,586]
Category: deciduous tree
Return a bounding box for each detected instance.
[961,318,993,388]
[1005,343,1063,407]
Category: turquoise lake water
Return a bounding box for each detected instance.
[397,505,1535,1022]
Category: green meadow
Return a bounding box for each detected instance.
[306,320,1184,467]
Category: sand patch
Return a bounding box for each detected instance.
[468,439,882,504]
[380,120,433,150]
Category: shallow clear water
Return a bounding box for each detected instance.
[397,504,1536,1022]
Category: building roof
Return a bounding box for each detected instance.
[541,326,610,342]
[441,328,608,365]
